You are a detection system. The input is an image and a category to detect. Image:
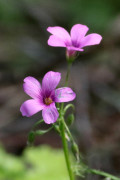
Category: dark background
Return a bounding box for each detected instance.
[0,0,120,179]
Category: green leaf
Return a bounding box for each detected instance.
[35,126,53,136]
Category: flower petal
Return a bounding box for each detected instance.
[55,87,76,102]
[48,35,66,47]
[42,71,61,96]
[47,26,71,44]
[67,46,84,52]
[20,99,45,117]
[70,24,89,47]
[42,103,59,124]
[23,76,41,99]
[80,33,102,48]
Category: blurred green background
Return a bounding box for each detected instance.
[0,145,69,180]
[0,0,120,179]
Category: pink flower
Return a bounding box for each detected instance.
[20,71,76,124]
[47,24,102,58]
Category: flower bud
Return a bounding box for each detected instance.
[67,113,74,126]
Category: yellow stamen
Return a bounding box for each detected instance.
[44,97,53,105]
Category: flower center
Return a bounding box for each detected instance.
[44,97,53,105]
[72,40,80,48]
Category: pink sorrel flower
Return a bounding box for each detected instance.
[47,24,102,58]
[20,71,76,124]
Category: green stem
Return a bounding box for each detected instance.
[87,168,120,180]
[33,119,44,129]
[61,62,72,112]
[60,117,74,180]
[60,61,74,180]
[63,121,80,162]
[65,62,72,86]
[64,104,75,114]
[63,121,74,142]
